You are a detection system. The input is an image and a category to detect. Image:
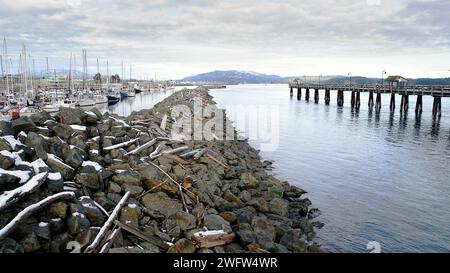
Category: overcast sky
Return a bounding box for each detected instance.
[1,0,449,79]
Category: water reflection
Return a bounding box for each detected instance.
[209,84,450,253]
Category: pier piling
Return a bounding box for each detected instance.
[375,92,382,111]
[351,91,356,108]
[432,97,442,117]
[400,95,409,113]
[305,88,310,101]
[290,87,293,97]
[355,92,361,109]
[325,89,331,105]
[297,88,302,100]
[415,95,423,115]
[314,89,319,103]
[368,91,374,110]
[390,93,396,112]
[337,90,344,106]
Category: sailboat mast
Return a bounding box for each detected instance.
[68,53,72,94]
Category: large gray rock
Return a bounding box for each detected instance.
[79,197,105,226]
[0,150,15,169]
[47,122,74,140]
[0,172,21,191]
[63,147,85,169]
[67,212,91,235]
[165,211,197,231]
[0,238,24,253]
[203,214,232,233]
[30,111,53,126]
[11,116,37,134]
[55,107,87,125]
[25,131,48,160]
[46,154,75,180]
[111,170,142,186]
[269,198,289,217]
[0,121,14,136]
[0,137,12,151]
[76,173,100,190]
[141,192,183,218]
[46,172,64,192]
[20,232,41,253]
[239,172,259,190]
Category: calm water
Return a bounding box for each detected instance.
[103,84,450,253]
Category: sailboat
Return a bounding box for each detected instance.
[76,50,94,108]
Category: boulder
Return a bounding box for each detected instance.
[167,238,196,253]
[46,172,64,192]
[11,116,37,134]
[79,197,105,226]
[76,173,100,190]
[25,131,48,160]
[203,214,232,233]
[0,172,21,191]
[30,111,54,126]
[234,206,257,224]
[112,170,142,186]
[67,212,91,235]
[0,121,14,136]
[50,232,73,253]
[55,107,87,125]
[20,232,41,253]
[269,198,289,217]
[165,211,196,231]
[252,217,276,242]
[47,122,74,140]
[0,150,15,169]
[0,238,24,253]
[141,192,183,218]
[46,154,75,180]
[247,197,269,213]
[0,137,12,151]
[63,147,85,169]
[47,201,68,218]
[120,205,140,226]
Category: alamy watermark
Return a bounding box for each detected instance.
[170,98,280,152]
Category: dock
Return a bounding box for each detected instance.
[289,82,450,117]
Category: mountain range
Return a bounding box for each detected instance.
[180,70,450,85]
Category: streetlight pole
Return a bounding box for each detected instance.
[381,69,386,86]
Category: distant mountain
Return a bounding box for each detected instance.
[180,70,283,84]
[33,69,94,79]
[180,70,450,86]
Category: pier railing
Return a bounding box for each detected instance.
[288,83,450,117]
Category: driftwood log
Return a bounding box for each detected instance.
[84,191,131,253]
[191,231,236,248]
[113,220,170,251]
[125,137,169,156]
[103,138,139,151]
[0,191,75,240]
[0,172,48,212]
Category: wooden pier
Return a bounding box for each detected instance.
[289,83,450,117]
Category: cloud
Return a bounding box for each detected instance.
[1,0,449,79]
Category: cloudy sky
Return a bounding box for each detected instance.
[1,0,449,79]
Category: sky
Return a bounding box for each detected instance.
[1,0,450,80]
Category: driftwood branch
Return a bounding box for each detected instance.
[162,153,191,165]
[0,191,75,240]
[160,114,168,130]
[149,142,166,159]
[206,152,229,169]
[0,172,48,212]
[192,231,236,248]
[99,227,121,253]
[84,191,131,253]
[113,220,170,251]
[125,137,169,156]
[147,161,198,204]
[137,181,168,200]
[180,149,202,160]
[103,138,139,151]
[193,148,209,160]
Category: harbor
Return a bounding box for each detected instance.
[0,39,176,120]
